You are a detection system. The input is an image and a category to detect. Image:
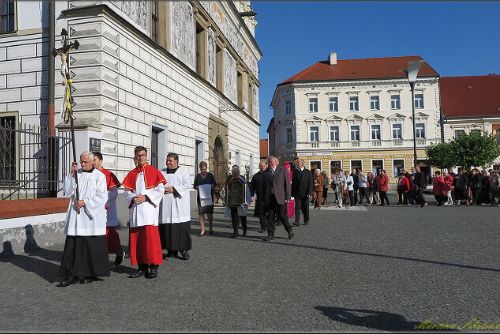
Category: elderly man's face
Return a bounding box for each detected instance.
[268,158,277,169]
[259,162,267,172]
[80,154,93,172]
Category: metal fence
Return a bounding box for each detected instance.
[0,121,72,200]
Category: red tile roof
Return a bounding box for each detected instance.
[440,75,500,118]
[260,139,268,158]
[280,55,439,85]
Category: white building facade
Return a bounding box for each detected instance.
[0,0,261,198]
[270,53,441,181]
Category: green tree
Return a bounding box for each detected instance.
[452,131,500,168]
[426,142,455,169]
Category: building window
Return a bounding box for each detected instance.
[372,160,383,176]
[247,83,254,117]
[329,126,339,141]
[391,95,401,109]
[370,96,380,110]
[350,125,360,141]
[414,93,424,109]
[349,96,359,111]
[216,45,223,91]
[330,160,341,174]
[308,98,318,113]
[0,1,15,33]
[151,1,159,43]
[285,100,292,115]
[415,123,426,139]
[286,128,293,143]
[351,160,362,171]
[371,124,381,140]
[393,159,405,177]
[329,97,338,112]
[310,161,321,171]
[237,71,243,108]
[196,22,207,79]
[309,126,319,142]
[496,129,500,144]
[392,123,402,139]
[0,115,17,185]
[454,129,465,139]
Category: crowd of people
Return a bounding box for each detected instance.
[57,149,499,288]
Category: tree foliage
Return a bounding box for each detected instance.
[452,131,500,168]
[426,131,500,169]
[426,142,455,169]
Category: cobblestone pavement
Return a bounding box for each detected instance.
[1,195,499,332]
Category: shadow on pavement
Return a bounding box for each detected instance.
[315,306,450,331]
[0,247,61,283]
[192,220,500,273]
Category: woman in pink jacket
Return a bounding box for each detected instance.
[377,170,390,206]
[433,171,447,206]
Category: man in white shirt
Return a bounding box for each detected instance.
[58,151,109,287]
[159,153,192,260]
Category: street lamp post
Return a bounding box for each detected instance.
[406,61,424,168]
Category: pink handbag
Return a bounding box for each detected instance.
[287,198,295,219]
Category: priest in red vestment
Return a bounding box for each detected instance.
[122,146,166,279]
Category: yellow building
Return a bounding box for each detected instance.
[268,52,441,182]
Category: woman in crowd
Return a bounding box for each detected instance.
[313,169,324,209]
[344,170,354,206]
[193,161,216,236]
[321,171,330,206]
[432,171,447,206]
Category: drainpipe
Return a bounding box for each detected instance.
[48,1,57,196]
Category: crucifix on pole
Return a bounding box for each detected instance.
[52,28,80,201]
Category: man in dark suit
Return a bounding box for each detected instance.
[250,161,268,233]
[263,156,293,241]
[292,159,313,227]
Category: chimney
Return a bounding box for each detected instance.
[329,52,337,65]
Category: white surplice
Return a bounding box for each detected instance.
[160,168,192,224]
[126,170,165,228]
[64,169,107,236]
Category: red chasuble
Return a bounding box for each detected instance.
[100,167,121,190]
[122,164,166,191]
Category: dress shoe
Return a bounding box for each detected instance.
[231,231,238,238]
[57,277,79,287]
[199,230,206,237]
[145,266,158,279]
[303,221,309,226]
[258,228,266,233]
[114,247,125,266]
[263,235,275,242]
[292,222,301,227]
[128,269,146,278]
[242,229,247,237]
[180,250,190,260]
[288,232,294,240]
[79,278,94,284]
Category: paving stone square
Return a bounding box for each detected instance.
[0,197,498,332]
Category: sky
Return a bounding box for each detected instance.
[252,1,500,138]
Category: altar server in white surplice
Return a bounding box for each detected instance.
[122,146,166,279]
[159,153,192,261]
[58,151,110,287]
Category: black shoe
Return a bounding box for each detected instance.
[79,278,94,284]
[288,232,294,240]
[242,229,247,237]
[57,277,79,287]
[114,247,125,266]
[292,222,300,227]
[180,250,190,260]
[303,221,309,226]
[231,231,238,238]
[128,269,146,278]
[263,235,275,242]
[146,266,158,279]
[258,228,266,233]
